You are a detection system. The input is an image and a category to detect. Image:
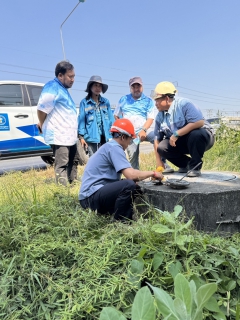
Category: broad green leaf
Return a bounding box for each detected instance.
[193,310,203,320]
[212,312,226,320]
[99,307,126,320]
[132,286,155,320]
[236,267,240,279]
[175,235,188,247]
[196,283,217,310]
[225,279,236,291]
[173,205,183,218]
[152,224,173,234]
[138,246,147,258]
[174,274,192,314]
[174,298,188,320]
[189,280,197,312]
[130,259,144,275]
[204,296,221,312]
[178,218,194,232]
[228,246,239,257]
[148,284,179,320]
[169,261,183,279]
[152,252,164,271]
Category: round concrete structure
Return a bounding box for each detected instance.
[138,171,240,234]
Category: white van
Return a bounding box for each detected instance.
[0,80,88,165]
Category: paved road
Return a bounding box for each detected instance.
[0,157,47,175]
[0,142,154,175]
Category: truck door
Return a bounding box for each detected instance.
[0,83,36,157]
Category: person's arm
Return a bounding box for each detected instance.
[122,167,163,182]
[154,140,164,168]
[138,118,154,141]
[153,114,164,167]
[138,98,155,142]
[106,100,115,126]
[170,120,204,147]
[78,100,88,148]
[37,110,47,133]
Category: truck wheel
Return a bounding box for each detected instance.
[77,140,89,165]
[41,155,55,166]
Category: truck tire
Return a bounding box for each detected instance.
[41,155,55,166]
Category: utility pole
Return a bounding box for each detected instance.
[60,0,86,59]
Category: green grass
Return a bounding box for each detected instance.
[0,124,240,319]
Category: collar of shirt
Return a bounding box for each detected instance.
[54,77,69,90]
[86,95,104,105]
[129,93,147,102]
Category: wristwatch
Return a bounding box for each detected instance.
[173,131,179,137]
[141,127,147,133]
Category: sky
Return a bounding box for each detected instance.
[1,0,240,118]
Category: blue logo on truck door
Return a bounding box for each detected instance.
[0,114,10,131]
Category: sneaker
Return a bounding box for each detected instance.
[187,170,201,177]
[178,167,188,173]
[163,163,174,173]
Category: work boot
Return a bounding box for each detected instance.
[187,170,201,177]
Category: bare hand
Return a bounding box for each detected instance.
[154,171,164,180]
[169,135,178,147]
[80,138,88,149]
[138,130,147,142]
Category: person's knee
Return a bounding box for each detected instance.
[121,179,136,192]
[157,142,166,155]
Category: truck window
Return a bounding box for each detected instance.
[0,84,23,106]
[26,85,43,106]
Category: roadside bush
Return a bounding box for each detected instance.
[0,124,240,319]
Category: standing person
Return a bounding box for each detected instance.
[114,77,173,173]
[79,119,163,221]
[37,60,78,186]
[153,81,215,177]
[78,76,114,156]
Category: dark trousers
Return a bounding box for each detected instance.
[80,179,142,221]
[51,144,78,186]
[157,128,214,170]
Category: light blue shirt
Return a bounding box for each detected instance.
[154,97,204,140]
[114,93,154,133]
[79,140,131,200]
[37,78,77,146]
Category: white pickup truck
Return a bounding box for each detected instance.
[0,80,88,165]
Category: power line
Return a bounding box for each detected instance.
[178,85,240,101]
[1,62,240,103]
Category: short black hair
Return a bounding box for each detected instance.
[55,60,74,77]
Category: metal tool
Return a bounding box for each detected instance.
[177,162,202,182]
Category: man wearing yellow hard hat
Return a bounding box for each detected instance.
[152,81,215,177]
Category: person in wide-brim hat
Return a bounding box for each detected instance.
[85,75,108,94]
[78,75,114,157]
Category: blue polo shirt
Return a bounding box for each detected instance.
[37,78,77,146]
[154,97,204,140]
[79,140,131,200]
[114,93,154,133]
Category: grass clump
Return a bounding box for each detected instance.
[0,124,240,319]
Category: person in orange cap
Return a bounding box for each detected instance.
[79,118,163,221]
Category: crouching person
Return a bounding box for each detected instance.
[79,119,163,221]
